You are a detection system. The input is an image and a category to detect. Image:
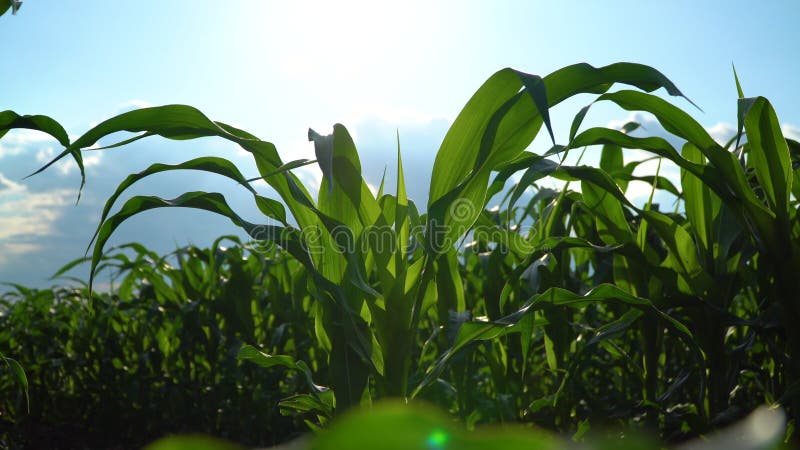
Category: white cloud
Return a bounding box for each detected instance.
[119,99,153,110]
[606,112,657,133]
[0,129,57,159]
[295,166,323,199]
[0,144,25,159]
[0,242,44,266]
[0,173,25,193]
[0,172,73,242]
[35,146,54,163]
[707,122,736,145]
[87,98,155,129]
[347,105,446,129]
[782,124,800,140]
[366,182,379,196]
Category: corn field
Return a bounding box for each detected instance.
[2,58,799,449]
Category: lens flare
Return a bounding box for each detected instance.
[426,428,450,449]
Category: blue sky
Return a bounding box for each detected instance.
[2,1,799,287]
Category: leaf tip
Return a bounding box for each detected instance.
[732,62,745,99]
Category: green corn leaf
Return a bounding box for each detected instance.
[28,105,293,206]
[733,63,745,99]
[473,212,537,257]
[238,344,329,393]
[395,132,410,267]
[279,392,335,418]
[743,97,793,220]
[732,64,749,149]
[597,90,713,148]
[49,255,93,280]
[586,309,644,346]
[31,105,252,183]
[428,63,690,256]
[619,174,681,197]
[88,131,155,150]
[580,180,633,245]
[238,344,299,369]
[88,191,294,289]
[377,166,387,198]
[0,110,84,195]
[435,249,466,316]
[312,125,381,233]
[429,69,524,205]
[568,127,705,179]
[736,97,758,151]
[555,164,632,207]
[87,156,287,252]
[681,143,722,258]
[2,355,29,412]
[600,143,625,189]
[309,128,336,195]
[514,71,555,144]
[506,155,554,214]
[0,110,70,145]
[639,209,714,295]
[282,171,383,302]
[245,157,317,182]
[568,104,593,142]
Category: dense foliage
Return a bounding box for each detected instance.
[2,59,799,450]
[0,240,312,448]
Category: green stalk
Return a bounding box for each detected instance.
[640,158,662,426]
[403,254,437,399]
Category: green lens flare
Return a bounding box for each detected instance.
[426,428,449,449]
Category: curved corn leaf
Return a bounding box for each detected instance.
[246,158,316,182]
[238,344,328,393]
[1,354,29,412]
[29,105,290,202]
[586,309,644,346]
[0,110,83,195]
[88,191,291,289]
[620,174,681,197]
[89,131,155,150]
[86,156,287,253]
[0,110,70,145]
